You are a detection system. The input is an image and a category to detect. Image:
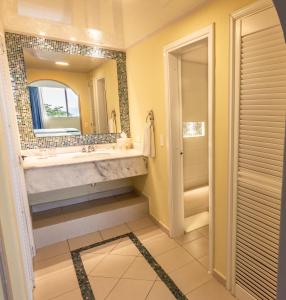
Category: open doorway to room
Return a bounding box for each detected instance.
[95,77,109,133]
[164,25,214,272]
[181,39,209,233]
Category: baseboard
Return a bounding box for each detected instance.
[213,269,227,286]
[31,186,134,212]
[235,284,257,300]
[149,214,170,235]
[132,189,170,235]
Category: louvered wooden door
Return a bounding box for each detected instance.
[234,6,286,300]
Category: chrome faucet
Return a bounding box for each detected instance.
[87,145,95,152]
[82,145,96,153]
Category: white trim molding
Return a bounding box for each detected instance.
[231,0,273,20]
[164,24,215,273]
[0,34,34,299]
[227,0,275,294]
[235,284,257,300]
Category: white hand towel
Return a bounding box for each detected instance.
[108,118,115,133]
[143,120,156,158]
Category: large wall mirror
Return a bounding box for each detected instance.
[5,32,129,149]
[24,49,121,137]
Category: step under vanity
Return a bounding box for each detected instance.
[32,193,149,249]
[22,144,149,248]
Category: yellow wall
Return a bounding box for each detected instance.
[126,0,255,278]
[90,60,121,133]
[26,68,93,134]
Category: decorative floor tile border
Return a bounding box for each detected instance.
[71,232,188,300]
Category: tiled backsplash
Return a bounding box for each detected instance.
[5,32,130,149]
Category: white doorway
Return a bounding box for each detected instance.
[94,77,109,133]
[164,24,214,272]
[181,39,209,233]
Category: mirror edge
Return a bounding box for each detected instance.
[5,32,130,149]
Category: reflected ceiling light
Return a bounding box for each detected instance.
[39,32,46,36]
[55,61,69,66]
[70,37,76,41]
[87,28,102,41]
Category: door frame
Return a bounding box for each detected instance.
[0,32,35,299]
[95,77,109,132]
[227,0,275,294]
[0,223,13,300]
[164,24,214,273]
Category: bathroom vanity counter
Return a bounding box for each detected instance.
[23,148,144,169]
[22,148,148,194]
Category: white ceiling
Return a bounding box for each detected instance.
[120,0,207,47]
[1,0,208,49]
[24,49,108,72]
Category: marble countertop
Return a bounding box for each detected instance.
[22,148,145,170]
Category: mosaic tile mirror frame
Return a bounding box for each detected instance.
[5,32,130,149]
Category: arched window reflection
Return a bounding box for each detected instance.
[28,80,81,135]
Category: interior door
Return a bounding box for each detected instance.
[96,78,109,133]
[88,79,97,132]
[233,6,286,300]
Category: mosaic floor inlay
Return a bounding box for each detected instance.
[71,232,187,300]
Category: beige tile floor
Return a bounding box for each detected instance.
[33,217,235,300]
